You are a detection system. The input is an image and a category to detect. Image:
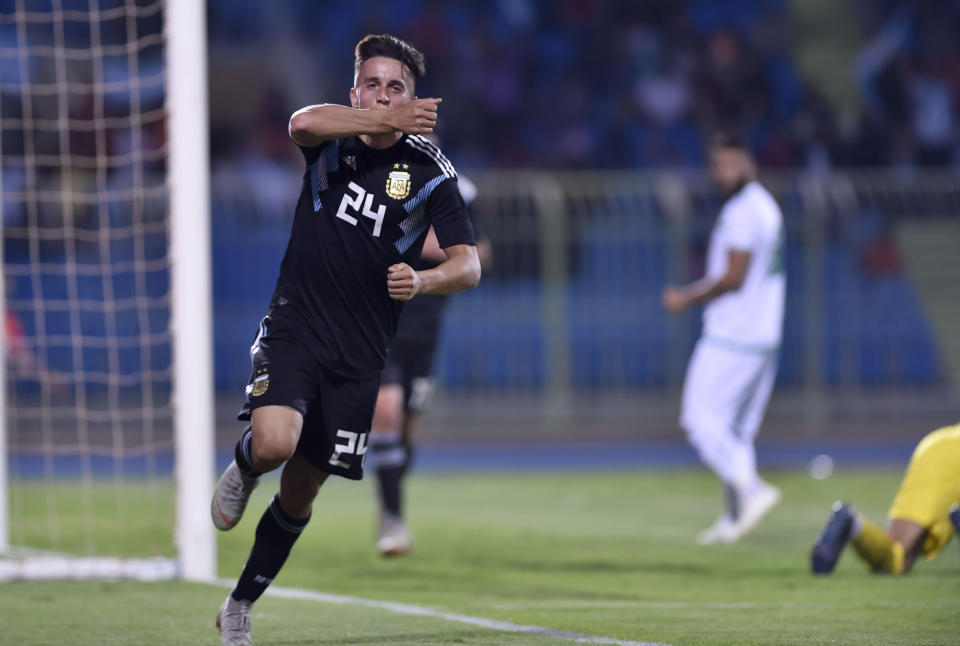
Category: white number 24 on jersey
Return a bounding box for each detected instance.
[336,182,386,237]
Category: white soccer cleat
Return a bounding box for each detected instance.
[696,514,739,545]
[377,514,413,556]
[211,460,260,531]
[731,482,782,540]
[216,595,253,646]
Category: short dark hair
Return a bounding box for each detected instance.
[354,34,426,86]
[710,130,748,151]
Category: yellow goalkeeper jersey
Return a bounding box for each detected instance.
[888,422,960,558]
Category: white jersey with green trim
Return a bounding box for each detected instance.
[703,181,785,349]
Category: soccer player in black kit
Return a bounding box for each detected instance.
[211,34,480,646]
[370,176,490,556]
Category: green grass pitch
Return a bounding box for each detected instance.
[3,468,959,645]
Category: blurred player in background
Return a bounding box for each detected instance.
[812,422,960,575]
[210,34,480,646]
[662,132,785,545]
[369,172,490,556]
[4,276,55,385]
[5,305,38,380]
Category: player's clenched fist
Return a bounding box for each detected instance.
[662,285,692,314]
[389,97,441,135]
[387,262,422,301]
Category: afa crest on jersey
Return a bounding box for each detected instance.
[386,166,411,200]
[250,370,269,397]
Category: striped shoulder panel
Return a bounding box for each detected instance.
[405,134,457,179]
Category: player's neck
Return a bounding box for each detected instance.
[723,177,752,199]
[360,131,403,150]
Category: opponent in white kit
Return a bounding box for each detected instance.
[662,132,785,545]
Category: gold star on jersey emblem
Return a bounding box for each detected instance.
[402,163,409,170]
[393,163,400,169]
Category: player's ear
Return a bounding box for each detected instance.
[349,87,359,109]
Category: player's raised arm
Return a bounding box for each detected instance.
[288,98,441,148]
[387,244,480,301]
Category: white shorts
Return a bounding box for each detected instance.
[680,337,778,442]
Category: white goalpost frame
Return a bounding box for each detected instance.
[165,0,216,582]
[0,0,215,585]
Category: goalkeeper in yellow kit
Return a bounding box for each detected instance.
[811,423,960,574]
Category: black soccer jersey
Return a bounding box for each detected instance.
[392,178,481,345]
[270,133,475,380]
[391,271,449,345]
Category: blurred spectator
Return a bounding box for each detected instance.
[199,0,960,177]
[907,57,955,166]
[211,89,302,222]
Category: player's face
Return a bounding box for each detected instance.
[709,147,752,195]
[350,56,415,111]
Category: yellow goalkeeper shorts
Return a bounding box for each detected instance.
[888,423,960,559]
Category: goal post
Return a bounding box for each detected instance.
[166,0,216,583]
[0,0,214,582]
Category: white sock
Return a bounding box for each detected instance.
[850,512,864,540]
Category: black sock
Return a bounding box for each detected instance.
[370,433,407,518]
[231,495,309,603]
[234,426,260,478]
[401,444,415,476]
[378,465,404,517]
[725,484,740,521]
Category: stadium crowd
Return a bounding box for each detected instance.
[206,0,960,173]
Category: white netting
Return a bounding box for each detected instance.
[1,0,175,572]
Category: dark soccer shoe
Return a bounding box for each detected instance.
[811,501,856,574]
[950,503,960,534]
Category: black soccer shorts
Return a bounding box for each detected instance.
[380,337,439,414]
[238,312,378,480]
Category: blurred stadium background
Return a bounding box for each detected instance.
[3,1,960,643]
[3,0,960,572]
[201,0,960,453]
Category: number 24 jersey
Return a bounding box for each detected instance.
[270,134,476,380]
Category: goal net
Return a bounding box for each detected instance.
[1,0,214,581]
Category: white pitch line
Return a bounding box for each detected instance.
[217,579,672,646]
[490,599,960,611]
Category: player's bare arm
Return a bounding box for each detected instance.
[387,244,480,301]
[887,518,927,573]
[419,227,448,264]
[420,227,494,267]
[662,249,750,313]
[288,99,441,147]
